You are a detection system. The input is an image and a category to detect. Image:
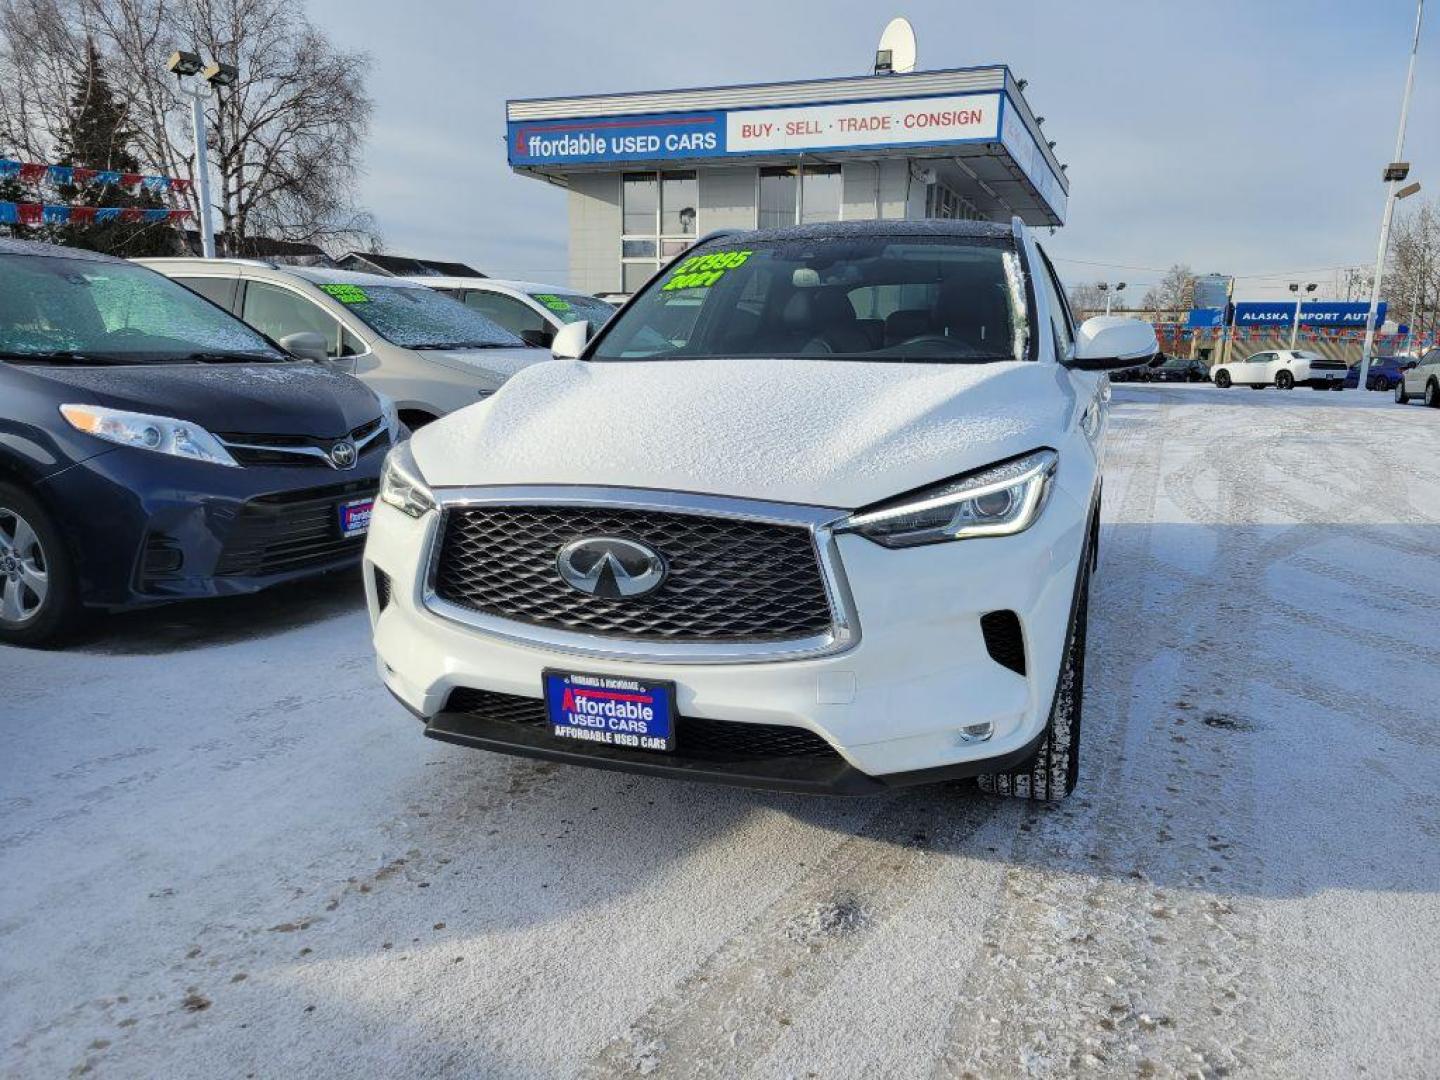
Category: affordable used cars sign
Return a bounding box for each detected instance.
[507,92,1002,166]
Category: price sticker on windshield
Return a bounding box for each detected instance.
[320,284,370,304]
[532,293,573,313]
[661,250,753,292]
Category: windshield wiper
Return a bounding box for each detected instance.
[412,341,517,350]
[0,349,124,365]
[179,351,287,364]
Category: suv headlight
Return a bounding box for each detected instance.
[59,404,238,468]
[839,449,1058,548]
[379,440,435,518]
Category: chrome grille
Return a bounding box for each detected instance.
[431,505,834,642]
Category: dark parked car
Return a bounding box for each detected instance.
[0,239,395,646]
[1145,355,1210,383]
[1345,354,1416,391]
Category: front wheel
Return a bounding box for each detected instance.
[1372,376,1390,392]
[0,484,81,648]
[1214,370,1231,388]
[1276,370,1294,390]
[977,548,1090,802]
[1426,381,1440,409]
[1395,380,1411,404]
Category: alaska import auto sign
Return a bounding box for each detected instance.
[1233,301,1388,327]
[507,92,1002,166]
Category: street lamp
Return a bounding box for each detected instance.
[1357,0,1425,391]
[1097,281,1127,315]
[1288,282,1318,349]
[166,50,236,258]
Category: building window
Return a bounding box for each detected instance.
[758,164,842,228]
[621,170,697,293]
[926,180,982,222]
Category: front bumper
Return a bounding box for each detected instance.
[37,445,383,610]
[365,478,1091,790]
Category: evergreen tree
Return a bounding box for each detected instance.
[54,40,180,256]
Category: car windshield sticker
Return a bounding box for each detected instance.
[319,284,370,304]
[661,250,753,292]
[532,293,573,313]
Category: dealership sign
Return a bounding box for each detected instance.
[509,93,1001,165]
[1233,301,1387,327]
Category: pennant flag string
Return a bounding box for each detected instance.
[0,201,192,226]
[0,157,192,195]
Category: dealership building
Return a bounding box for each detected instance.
[506,65,1069,295]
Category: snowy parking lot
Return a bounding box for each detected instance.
[3,383,1439,1078]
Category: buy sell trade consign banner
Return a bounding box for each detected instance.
[507,92,1002,165]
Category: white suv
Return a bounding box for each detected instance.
[407,277,616,348]
[1395,346,1440,407]
[1211,348,1347,390]
[364,220,1156,800]
[138,259,545,428]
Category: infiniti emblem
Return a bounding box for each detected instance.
[556,536,667,599]
[329,440,357,469]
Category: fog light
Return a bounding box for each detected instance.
[957,722,993,744]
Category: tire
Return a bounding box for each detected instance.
[1214,370,1231,388]
[1331,381,1344,391]
[1249,383,1264,390]
[0,483,82,648]
[976,536,1091,802]
[1372,376,1390,392]
[1395,380,1411,404]
[1426,381,1440,409]
[1276,370,1294,390]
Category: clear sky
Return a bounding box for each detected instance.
[308,0,1437,301]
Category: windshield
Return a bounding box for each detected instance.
[590,236,1030,364]
[527,291,617,327]
[0,253,284,364]
[315,282,524,349]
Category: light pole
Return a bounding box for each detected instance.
[1288,282,1318,349]
[1357,0,1424,391]
[1098,281,1127,315]
[166,51,237,259]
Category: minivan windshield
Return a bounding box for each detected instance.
[527,290,616,327]
[316,283,525,350]
[0,253,284,365]
[591,236,1030,364]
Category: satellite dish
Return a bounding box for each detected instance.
[875,17,917,75]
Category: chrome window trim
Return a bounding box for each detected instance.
[419,485,860,665]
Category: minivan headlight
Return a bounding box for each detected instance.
[59,404,238,468]
[379,441,435,518]
[839,449,1058,548]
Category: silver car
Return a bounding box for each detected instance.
[1395,346,1440,407]
[138,259,546,428]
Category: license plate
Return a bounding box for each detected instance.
[338,497,373,538]
[542,670,676,752]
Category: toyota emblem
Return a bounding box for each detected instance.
[329,440,357,469]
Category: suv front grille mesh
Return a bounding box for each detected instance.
[431,506,834,642]
[444,688,839,763]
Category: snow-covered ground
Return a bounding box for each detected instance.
[3,384,1438,1078]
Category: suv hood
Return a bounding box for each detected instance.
[16,361,380,438]
[411,357,1073,509]
[418,346,546,385]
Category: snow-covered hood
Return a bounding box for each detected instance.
[410,357,1074,509]
[416,346,546,385]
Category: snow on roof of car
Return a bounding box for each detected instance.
[0,237,122,262]
[281,264,421,288]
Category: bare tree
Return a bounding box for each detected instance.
[1066,281,1109,318]
[0,0,377,253]
[1388,199,1440,347]
[1139,264,1196,314]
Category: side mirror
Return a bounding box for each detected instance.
[551,320,589,360]
[521,327,555,349]
[1069,316,1159,372]
[279,331,329,364]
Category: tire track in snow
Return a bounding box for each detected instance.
[931,399,1289,1078]
[582,791,997,1079]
